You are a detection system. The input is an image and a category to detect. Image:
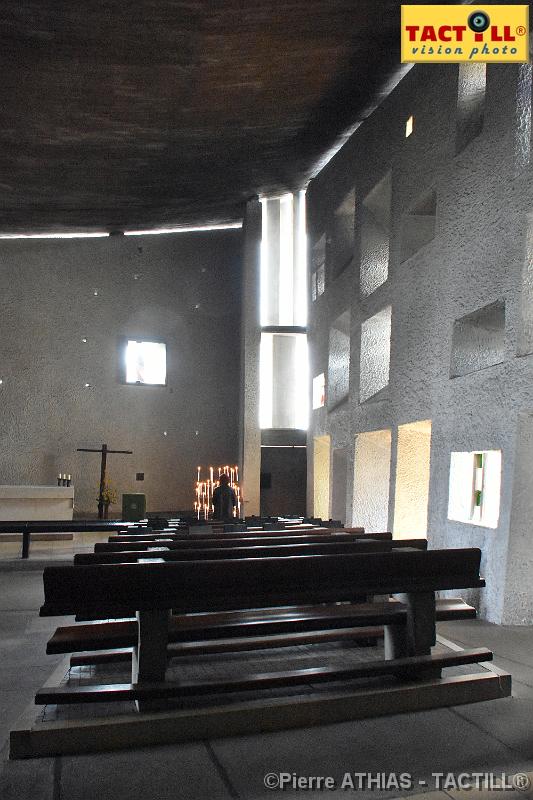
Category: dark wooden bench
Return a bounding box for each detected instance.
[37,548,488,706]
[76,537,426,564]
[98,531,388,551]
[73,534,423,622]
[0,520,160,558]
[106,526,336,541]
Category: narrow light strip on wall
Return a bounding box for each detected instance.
[279,193,294,326]
[260,445,307,449]
[294,333,309,429]
[124,223,242,236]
[296,189,308,326]
[260,198,269,327]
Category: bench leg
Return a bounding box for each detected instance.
[132,609,170,712]
[21,530,30,559]
[384,625,407,660]
[385,592,441,678]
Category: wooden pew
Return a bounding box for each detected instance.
[0,520,161,558]
[76,537,426,564]
[37,548,488,706]
[100,531,387,551]
[72,534,424,624]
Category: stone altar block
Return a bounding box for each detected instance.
[0,486,74,521]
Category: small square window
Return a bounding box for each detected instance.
[124,340,167,385]
[312,373,325,409]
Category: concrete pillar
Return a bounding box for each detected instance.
[239,199,262,516]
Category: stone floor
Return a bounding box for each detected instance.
[1,567,533,800]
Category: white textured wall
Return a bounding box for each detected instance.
[0,231,242,515]
[352,429,391,532]
[307,61,533,622]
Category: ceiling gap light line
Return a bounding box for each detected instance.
[124,222,243,236]
[0,232,110,239]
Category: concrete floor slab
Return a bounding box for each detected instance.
[0,750,55,800]
[59,743,235,800]
[1,571,533,800]
[209,707,517,800]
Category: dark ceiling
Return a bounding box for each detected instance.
[0,1,438,233]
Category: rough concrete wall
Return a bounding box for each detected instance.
[312,435,330,519]
[307,61,533,623]
[450,300,506,377]
[328,311,350,409]
[0,231,242,515]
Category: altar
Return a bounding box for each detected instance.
[0,486,74,521]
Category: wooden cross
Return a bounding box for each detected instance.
[77,443,133,519]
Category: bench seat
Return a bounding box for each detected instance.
[47,597,476,655]
[36,647,493,705]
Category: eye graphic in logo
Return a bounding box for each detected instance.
[468,10,491,33]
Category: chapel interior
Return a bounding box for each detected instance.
[2,2,533,799]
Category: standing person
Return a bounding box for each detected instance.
[212,473,237,520]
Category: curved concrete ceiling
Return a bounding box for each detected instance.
[0,1,449,233]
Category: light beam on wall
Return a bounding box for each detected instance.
[0,232,109,239]
[124,223,242,236]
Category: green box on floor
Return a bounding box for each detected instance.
[122,493,146,521]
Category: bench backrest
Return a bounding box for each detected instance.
[41,548,484,617]
[97,532,391,552]
[106,526,336,541]
[76,538,426,564]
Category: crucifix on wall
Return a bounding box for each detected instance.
[77,443,133,519]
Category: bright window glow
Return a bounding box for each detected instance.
[259,332,308,429]
[393,420,432,539]
[125,340,167,385]
[260,193,307,327]
[296,189,308,326]
[448,450,501,529]
[260,198,270,327]
[279,193,294,326]
[405,115,414,137]
[312,373,325,409]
